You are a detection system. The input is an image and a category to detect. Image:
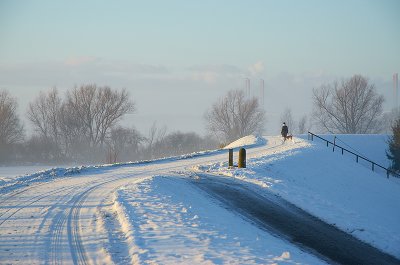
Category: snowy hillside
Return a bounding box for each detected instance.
[195,135,400,259]
[0,134,399,264]
[300,134,391,167]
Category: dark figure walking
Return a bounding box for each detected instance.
[281,122,288,140]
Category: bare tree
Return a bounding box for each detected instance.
[161,131,203,156]
[205,90,265,142]
[147,122,167,147]
[298,115,308,134]
[27,88,62,148]
[65,84,135,148]
[108,126,144,162]
[280,108,296,134]
[146,130,216,158]
[145,122,167,159]
[26,85,135,162]
[58,100,88,159]
[0,90,24,145]
[312,75,384,134]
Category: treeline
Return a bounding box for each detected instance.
[3,74,397,167]
[0,85,217,165]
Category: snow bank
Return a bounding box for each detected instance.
[0,167,106,193]
[111,190,145,264]
[224,135,266,149]
[110,176,326,264]
[0,148,222,193]
[0,135,265,191]
[195,135,400,259]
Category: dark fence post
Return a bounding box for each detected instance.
[356,155,359,163]
[372,163,375,171]
[228,149,233,167]
[238,148,246,168]
[333,136,336,152]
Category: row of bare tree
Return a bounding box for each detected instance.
[279,75,397,135]
[0,75,395,164]
[0,85,217,164]
[25,85,134,161]
[105,123,217,163]
[205,75,394,139]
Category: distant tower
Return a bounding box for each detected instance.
[394,73,399,111]
[260,79,265,106]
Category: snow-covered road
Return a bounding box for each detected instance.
[1,136,399,264]
[0,137,323,264]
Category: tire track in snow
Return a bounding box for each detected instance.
[50,209,69,264]
[1,137,290,264]
[66,176,132,265]
[41,185,86,265]
[67,189,91,265]
[42,178,119,265]
[0,185,75,227]
[0,181,55,219]
[0,181,49,203]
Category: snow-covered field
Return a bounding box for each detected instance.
[0,164,81,186]
[0,165,59,183]
[0,134,399,264]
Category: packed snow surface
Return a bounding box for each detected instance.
[224,135,266,149]
[196,136,400,258]
[0,134,399,264]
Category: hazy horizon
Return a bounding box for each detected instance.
[1,0,399,136]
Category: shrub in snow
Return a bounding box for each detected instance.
[387,118,400,172]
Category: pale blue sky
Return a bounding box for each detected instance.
[0,0,399,134]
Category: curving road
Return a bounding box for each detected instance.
[1,137,398,264]
[0,139,287,264]
[192,174,400,265]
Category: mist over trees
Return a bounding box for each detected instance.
[0,90,24,145]
[0,74,392,165]
[0,90,24,162]
[279,109,309,135]
[280,108,295,134]
[65,85,135,148]
[297,115,308,134]
[204,90,265,143]
[27,88,63,160]
[312,75,385,134]
[26,85,135,162]
[107,126,144,163]
[0,86,218,165]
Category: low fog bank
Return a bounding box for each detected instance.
[0,128,219,166]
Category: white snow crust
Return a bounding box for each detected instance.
[1,134,399,264]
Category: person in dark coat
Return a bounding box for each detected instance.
[281,122,288,140]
